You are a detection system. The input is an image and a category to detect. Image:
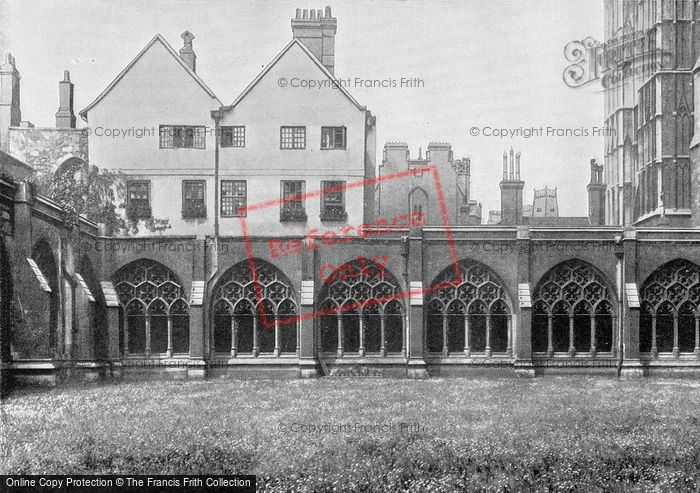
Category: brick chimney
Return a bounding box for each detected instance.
[0,53,21,151]
[179,31,196,72]
[499,148,525,225]
[587,158,606,226]
[55,70,76,128]
[291,6,337,74]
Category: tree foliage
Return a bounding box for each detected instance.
[34,159,170,235]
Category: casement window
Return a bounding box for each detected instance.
[220,180,247,217]
[320,181,347,221]
[280,180,306,221]
[321,126,347,149]
[221,126,245,147]
[182,180,206,219]
[159,125,206,149]
[280,126,306,149]
[126,180,151,219]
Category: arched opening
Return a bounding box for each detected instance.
[112,259,190,357]
[80,255,108,360]
[210,260,297,357]
[409,187,429,219]
[531,260,616,357]
[318,257,405,357]
[32,240,59,355]
[426,300,444,353]
[426,260,513,357]
[0,237,11,396]
[640,259,700,358]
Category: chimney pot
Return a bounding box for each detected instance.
[291,6,338,74]
[325,6,332,17]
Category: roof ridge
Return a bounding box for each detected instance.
[78,33,221,120]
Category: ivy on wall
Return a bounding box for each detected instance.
[31,160,170,235]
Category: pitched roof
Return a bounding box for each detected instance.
[79,34,221,120]
[222,38,365,112]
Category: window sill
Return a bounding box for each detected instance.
[320,211,348,222]
[280,210,308,222]
[320,147,347,151]
[182,213,207,220]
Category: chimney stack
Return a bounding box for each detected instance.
[587,159,606,225]
[291,6,337,74]
[499,149,525,225]
[55,70,76,128]
[0,53,21,150]
[179,31,196,72]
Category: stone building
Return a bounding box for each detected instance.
[377,143,481,226]
[4,4,700,393]
[2,56,87,178]
[603,0,699,227]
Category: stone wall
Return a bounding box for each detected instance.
[8,127,88,176]
[7,179,700,387]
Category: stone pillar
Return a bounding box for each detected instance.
[406,227,428,378]
[299,245,319,377]
[619,228,643,377]
[105,304,121,378]
[187,305,206,379]
[514,226,535,376]
[188,236,206,379]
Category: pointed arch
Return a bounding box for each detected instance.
[426,260,514,357]
[80,254,108,359]
[640,259,700,357]
[409,186,429,218]
[211,259,297,356]
[0,237,12,387]
[318,257,404,356]
[531,259,616,357]
[32,240,59,353]
[112,259,189,356]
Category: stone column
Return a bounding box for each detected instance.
[406,226,428,378]
[619,228,643,378]
[105,304,122,378]
[514,226,535,376]
[298,245,318,377]
[187,305,206,379]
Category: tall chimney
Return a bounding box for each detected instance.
[587,159,606,226]
[179,31,196,72]
[0,53,21,151]
[500,149,525,225]
[291,6,337,74]
[55,70,76,128]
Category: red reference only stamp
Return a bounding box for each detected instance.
[239,165,461,329]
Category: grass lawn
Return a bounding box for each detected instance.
[2,376,700,492]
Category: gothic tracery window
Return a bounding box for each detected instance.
[212,260,298,357]
[113,259,190,356]
[531,260,615,357]
[318,258,404,357]
[640,259,700,358]
[426,261,512,357]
